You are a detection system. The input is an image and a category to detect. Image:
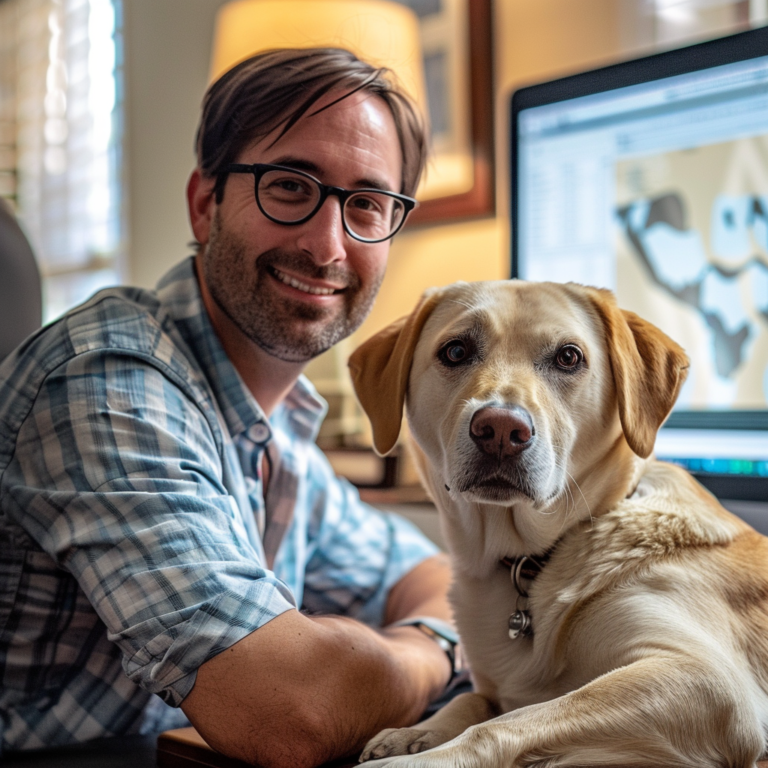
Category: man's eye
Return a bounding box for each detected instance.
[350,195,378,212]
[555,345,583,370]
[273,178,309,194]
[261,176,313,199]
[438,340,474,367]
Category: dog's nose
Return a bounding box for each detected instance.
[470,407,534,457]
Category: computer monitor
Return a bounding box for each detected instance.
[510,27,768,502]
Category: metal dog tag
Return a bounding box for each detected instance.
[508,610,532,639]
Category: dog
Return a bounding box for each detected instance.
[348,280,768,768]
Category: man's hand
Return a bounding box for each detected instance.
[181,555,454,768]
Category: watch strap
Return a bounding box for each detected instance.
[391,616,458,674]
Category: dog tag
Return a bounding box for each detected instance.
[508,610,531,639]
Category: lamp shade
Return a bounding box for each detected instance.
[209,0,426,109]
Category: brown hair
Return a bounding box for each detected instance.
[195,47,428,200]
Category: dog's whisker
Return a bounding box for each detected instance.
[531,448,586,529]
[563,467,593,529]
[550,458,576,523]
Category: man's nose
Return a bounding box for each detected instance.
[295,196,348,265]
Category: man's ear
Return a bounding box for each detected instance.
[585,287,690,459]
[348,291,441,456]
[187,169,217,246]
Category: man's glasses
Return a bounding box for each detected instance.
[220,163,418,243]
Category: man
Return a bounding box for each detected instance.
[0,49,457,767]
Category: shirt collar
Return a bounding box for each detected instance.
[155,257,326,442]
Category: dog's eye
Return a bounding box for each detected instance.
[439,340,472,367]
[555,345,583,370]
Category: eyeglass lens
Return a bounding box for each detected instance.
[257,168,406,241]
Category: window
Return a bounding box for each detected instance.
[625,0,766,49]
[0,0,123,322]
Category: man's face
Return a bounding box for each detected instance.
[196,90,403,363]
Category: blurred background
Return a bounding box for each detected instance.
[1,0,765,506]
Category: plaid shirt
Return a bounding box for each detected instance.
[0,258,437,752]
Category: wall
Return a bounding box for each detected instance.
[342,0,628,352]
[118,2,768,516]
[121,0,647,396]
[122,0,634,297]
[303,0,636,436]
[122,0,229,288]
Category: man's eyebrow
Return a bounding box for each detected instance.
[270,156,322,175]
[269,156,395,192]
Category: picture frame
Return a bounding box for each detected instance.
[397,0,495,226]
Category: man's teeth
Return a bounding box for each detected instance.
[273,268,336,295]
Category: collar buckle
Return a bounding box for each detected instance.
[501,552,552,641]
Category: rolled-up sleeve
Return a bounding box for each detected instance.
[3,351,296,706]
[299,444,439,627]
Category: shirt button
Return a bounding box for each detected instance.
[250,422,271,443]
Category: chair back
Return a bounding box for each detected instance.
[0,199,42,361]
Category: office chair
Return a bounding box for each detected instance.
[0,198,42,361]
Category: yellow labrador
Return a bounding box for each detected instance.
[349,280,768,768]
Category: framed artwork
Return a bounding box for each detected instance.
[394,0,495,225]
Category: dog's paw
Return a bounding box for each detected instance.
[359,727,448,762]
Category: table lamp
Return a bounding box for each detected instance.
[209,0,426,110]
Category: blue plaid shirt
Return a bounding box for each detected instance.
[0,258,437,752]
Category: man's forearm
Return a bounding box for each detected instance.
[384,553,454,626]
[181,608,451,768]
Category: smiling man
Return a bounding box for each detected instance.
[0,49,457,768]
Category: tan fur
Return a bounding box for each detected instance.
[349,280,768,768]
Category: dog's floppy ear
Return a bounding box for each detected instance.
[348,291,441,456]
[586,287,690,459]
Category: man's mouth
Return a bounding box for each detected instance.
[271,267,344,296]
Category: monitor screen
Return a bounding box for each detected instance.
[510,27,768,501]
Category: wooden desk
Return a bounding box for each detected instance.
[1,729,357,768]
[157,727,357,767]
[2,734,157,767]
[3,728,768,767]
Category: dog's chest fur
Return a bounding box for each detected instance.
[444,463,762,715]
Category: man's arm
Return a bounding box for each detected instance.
[384,552,453,625]
[181,554,453,768]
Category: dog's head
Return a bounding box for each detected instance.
[349,281,689,518]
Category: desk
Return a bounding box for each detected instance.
[2,734,158,768]
[1,730,359,768]
[5,730,768,767]
[155,727,357,767]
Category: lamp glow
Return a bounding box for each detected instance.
[209,0,426,110]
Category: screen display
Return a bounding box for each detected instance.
[513,37,768,493]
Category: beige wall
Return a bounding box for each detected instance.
[122,0,634,296]
[342,0,628,354]
[123,0,229,288]
[122,0,637,379]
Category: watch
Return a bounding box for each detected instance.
[391,616,458,675]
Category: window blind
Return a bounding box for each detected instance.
[0,0,123,322]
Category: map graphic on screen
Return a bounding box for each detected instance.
[615,136,768,412]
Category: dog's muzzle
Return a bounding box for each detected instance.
[453,405,543,502]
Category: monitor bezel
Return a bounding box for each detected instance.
[509,26,768,502]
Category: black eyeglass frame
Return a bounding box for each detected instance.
[218,163,418,243]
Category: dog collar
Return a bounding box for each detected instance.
[501,552,552,640]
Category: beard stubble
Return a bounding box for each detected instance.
[201,211,384,363]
